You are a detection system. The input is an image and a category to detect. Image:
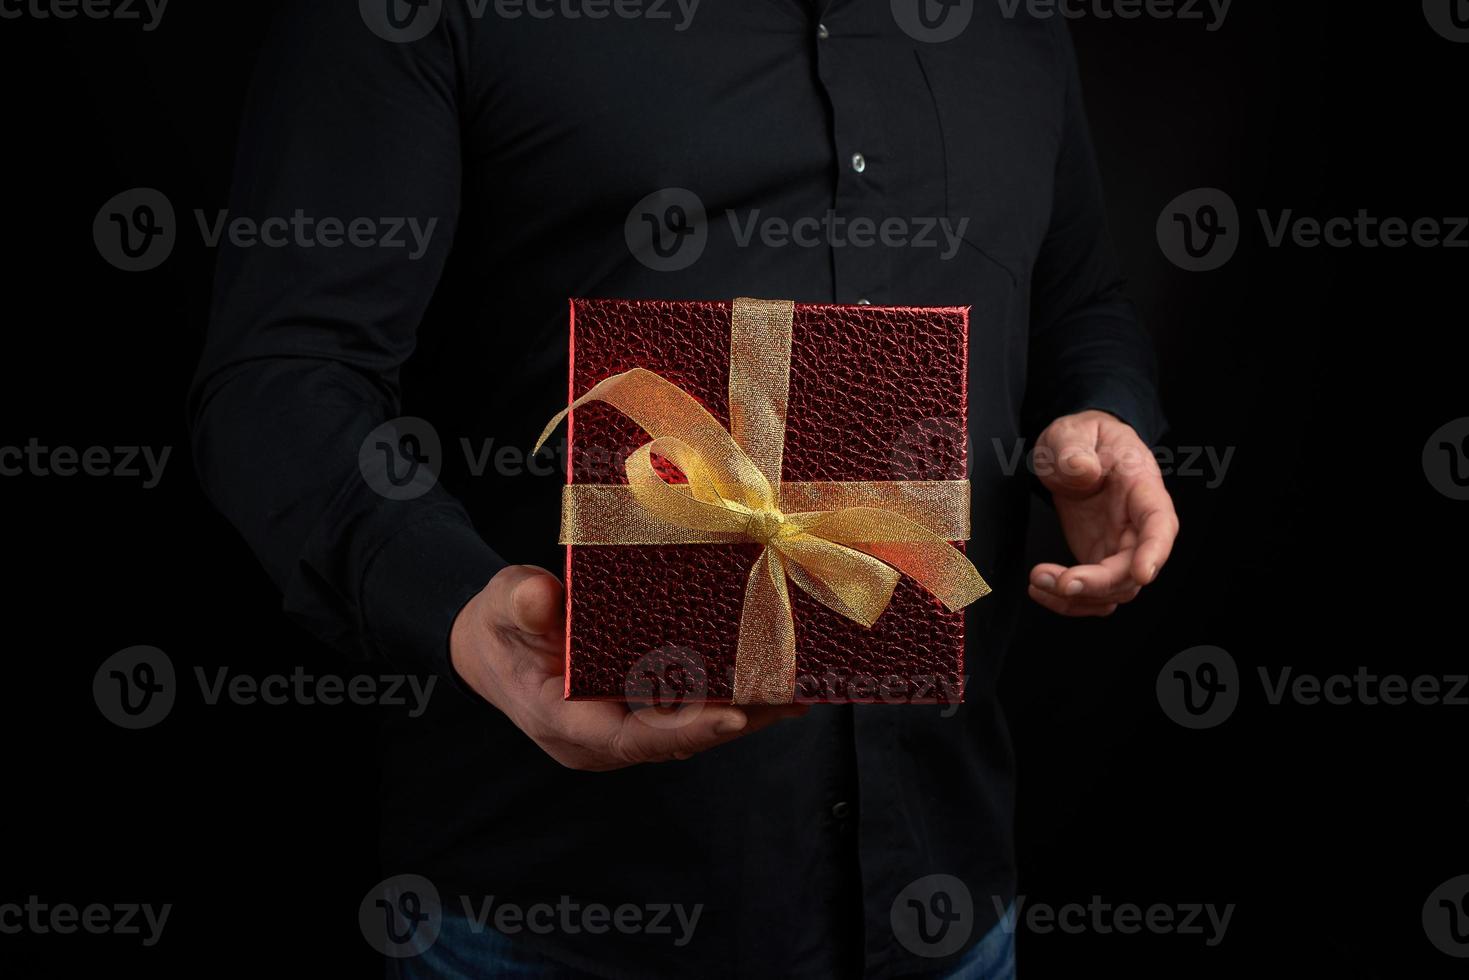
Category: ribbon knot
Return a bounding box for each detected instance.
[536,298,991,704]
[744,507,791,545]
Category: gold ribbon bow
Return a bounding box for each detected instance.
[535,298,990,704]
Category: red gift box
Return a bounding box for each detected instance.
[560,298,973,704]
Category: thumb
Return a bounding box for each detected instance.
[1037,416,1104,494]
[489,564,565,636]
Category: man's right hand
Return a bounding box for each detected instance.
[450,564,807,771]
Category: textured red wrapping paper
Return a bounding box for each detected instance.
[563,298,969,704]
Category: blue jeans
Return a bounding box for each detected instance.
[933,902,1016,980]
[391,904,1017,979]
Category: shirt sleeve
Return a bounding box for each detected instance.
[187,3,505,682]
[1023,24,1168,446]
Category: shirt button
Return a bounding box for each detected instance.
[856,298,872,306]
[831,801,852,819]
[817,23,829,40]
[850,152,866,174]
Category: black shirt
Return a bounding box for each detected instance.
[189,2,1163,976]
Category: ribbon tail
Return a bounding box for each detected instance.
[778,535,901,628]
[804,507,991,611]
[533,405,571,457]
[732,548,798,705]
[855,540,991,611]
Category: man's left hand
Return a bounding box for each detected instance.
[1028,410,1180,617]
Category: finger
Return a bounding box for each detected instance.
[1029,562,1069,593]
[1037,581,1142,607]
[1126,479,1180,585]
[1053,550,1137,598]
[1027,584,1121,618]
[607,701,813,764]
[739,704,811,734]
[546,697,749,769]
[489,565,565,636]
[609,704,752,765]
[665,703,809,758]
[1036,416,1104,494]
[1032,556,1141,600]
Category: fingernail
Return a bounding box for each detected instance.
[1148,564,1158,583]
[714,712,747,735]
[1064,580,1085,596]
[1035,573,1056,591]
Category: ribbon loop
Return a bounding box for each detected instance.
[534,366,773,510]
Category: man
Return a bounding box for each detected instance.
[190,2,1177,976]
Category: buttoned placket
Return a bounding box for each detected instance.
[811,8,894,308]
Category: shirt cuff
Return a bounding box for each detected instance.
[359,516,507,702]
[1049,372,1169,447]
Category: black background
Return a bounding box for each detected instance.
[2,2,1464,977]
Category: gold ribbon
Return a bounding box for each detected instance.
[535,298,991,704]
